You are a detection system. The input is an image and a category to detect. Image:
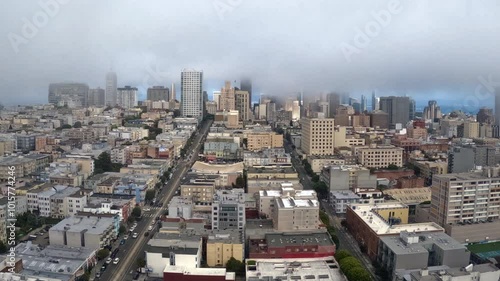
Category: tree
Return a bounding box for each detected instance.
[137,257,146,268]
[234,175,246,189]
[387,164,399,170]
[226,257,244,274]
[61,124,72,129]
[345,267,372,281]
[119,223,127,235]
[127,216,135,224]
[97,249,110,260]
[311,174,320,182]
[319,211,330,225]
[145,190,156,202]
[94,152,113,174]
[73,121,82,128]
[339,257,362,274]
[335,249,352,262]
[132,206,142,218]
[313,181,329,200]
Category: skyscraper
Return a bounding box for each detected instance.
[88,88,105,107]
[379,96,411,127]
[360,95,367,113]
[477,107,494,124]
[240,79,252,105]
[170,82,176,101]
[495,88,500,125]
[181,69,203,119]
[147,86,169,101]
[423,100,442,121]
[219,81,236,111]
[48,83,89,107]
[327,92,340,117]
[409,98,416,120]
[235,90,250,121]
[105,71,117,106]
[371,91,379,111]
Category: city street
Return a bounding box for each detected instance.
[284,141,380,281]
[98,119,212,281]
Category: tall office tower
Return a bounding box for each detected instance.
[360,95,367,112]
[181,69,203,119]
[409,98,416,120]
[349,98,361,114]
[48,83,89,107]
[318,101,330,117]
[235,90,250,121]
[423,100,437,120]
[292,100,300,120]
[213,91,221,110]
[300,117,336,156]
[88,88,105,107]
[219,81,236,111]
[495,88,500,125]
[105,71,117,106]
[116,86,138,108]
[371,91,379,111]
[379,96,411,127]
[240,79,252,106]
[266,102,277,123]
[327,92,340,117]
[477,107,494,124]
[147,86,169,101]
[170,83,176,101]
[340,92,350,104]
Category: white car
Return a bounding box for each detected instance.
[105,258,112,264]
[144,208,151,212]
[113,258,120,265]
[132,233,138,239]
[148,225,153,231]
[123,235,129,240]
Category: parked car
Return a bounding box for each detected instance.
[144,232,149,237]
[113,258,120,264]
[132,233,138,239]
[105,258,112,264]
[100,265,107,272]
[95,272,101,278]
[148,225,153,231]
[120,239,126,245]
[123,235,129,240]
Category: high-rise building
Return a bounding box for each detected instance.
[147,86,169,101]
[48,83,89,107]
[170,82,176,101]
[409,98,416,120]
[116,86,138,108]
[88,88,105,107]
[105,71,117,106]
[327,92,340,117]
[371,91,379,111]
[213,91,221,111]
[495,88,500,125]
[379,96,411,127]
[181,69,203,119]
[212,189,245,230]
[477,107,494,124]
[219,81,236,111]
[360,95,367,113]
[240,79,252,106]
[235,90,250,121]
[423,100,442,121]
[300,117,336,156]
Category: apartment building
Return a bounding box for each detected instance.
[246,132,283,151]
[258,188,317,218]
[320,164,377,191]
[300,117,336,156]
[212,189,245,230]
[431,167,500,243]
[307,155,346,174]
[356,145,404,168]
[206,229,244,267]
[49,215,117,250]
[272,196,319,231]
[0,154,51,181]
[181,176,216,205]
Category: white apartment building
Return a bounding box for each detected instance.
[181,69,203,119]
[258,188,317,218]
[212,189,246,230]
[272,196,319,231]
[116,86,138,108]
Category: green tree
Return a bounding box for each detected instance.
[61,124,72,129]
[97,249,110,260]
[319,211,330,225]
[335,250,352,262]
[137,257,146,268]
[132,206,142,218]
[387,164,399,170]
[339,257,362,273]
[73,121,82,128]
[226,257,245,274]
[119,223,127,235]
[311,174,320,182]
[345,267,372,281]
[94,152,113,174]
[145,190,156,202]
[233,175,246,189]
[313,181,329,200]
[127,216,135,224]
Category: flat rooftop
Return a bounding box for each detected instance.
[385,187,431,204]
[248,166,297,174]
[276,197,319,209]
[246,258,345,281]
[380,231,466,255]
[330,190,360,200]
[349,203,443,235]
[50,216,114,235]
[191,161,244,174]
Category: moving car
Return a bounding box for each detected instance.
[100,265,107,272]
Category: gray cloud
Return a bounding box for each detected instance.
[1,0,500,105]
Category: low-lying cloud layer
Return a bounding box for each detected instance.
[1,0,500,105]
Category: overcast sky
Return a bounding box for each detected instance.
[1,0,500,108]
